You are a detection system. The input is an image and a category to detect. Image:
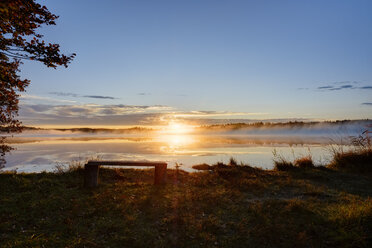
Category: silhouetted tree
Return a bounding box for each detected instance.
[0,0,75,167]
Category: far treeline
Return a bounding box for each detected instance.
[9,119,372,133]
[199,119,372,131]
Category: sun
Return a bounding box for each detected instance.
[157,121,195,153]
[167,121,193,134]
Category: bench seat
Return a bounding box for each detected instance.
[84,160,167,187]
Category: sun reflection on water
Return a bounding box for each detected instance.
[159,134,195,153]
[158,121,196,153]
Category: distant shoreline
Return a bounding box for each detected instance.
[8,119,371,134]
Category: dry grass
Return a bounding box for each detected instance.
[328,150,372,173]
[294,156,314,168]
[272,150,315,171]
[328,130,372,174]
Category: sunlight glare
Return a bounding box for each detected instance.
[157,121,195,153]
[166,121,193,134]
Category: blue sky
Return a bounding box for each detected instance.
[19,0,372,127]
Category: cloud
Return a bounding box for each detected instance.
[18,103,174,126]
[359,86,372,90]
[20,94,76,103]
[20,104,173,117]
[316,81,372,91]
[23,104,54,112]
[18,103,268,126]
[173,110,268,118]
[317,86,334,90]
[339,84,354,89]
[361,102,372,106]
[333,81,360,85]
[49,92,78,97]
[49,92,118,99]
[83,95,117,99]
[318,84,356,91]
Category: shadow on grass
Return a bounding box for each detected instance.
[1,166,372,247]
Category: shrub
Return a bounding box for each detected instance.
[274,160,296,171]
[228,157,238,166]
[192,163,211,170]
[328,130,372,174]
[328,150,372,174]
[273,149,296,171]
[294,156,314,168]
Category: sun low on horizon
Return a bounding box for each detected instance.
[156,121,196,152]
[162,121,195,135]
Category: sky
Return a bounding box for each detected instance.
[18,0,372,127]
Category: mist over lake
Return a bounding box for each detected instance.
[3,120,370,172]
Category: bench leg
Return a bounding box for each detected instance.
[154,164,167,185]
[84,164,99,188]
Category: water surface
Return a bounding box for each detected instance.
[2,129,352,172]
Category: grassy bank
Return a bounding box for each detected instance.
[1,164,372,247]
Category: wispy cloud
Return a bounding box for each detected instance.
[20,94,76,103]
[21,104,172,117]
[317,86,334,90]
[49,92,119,99]
[49,92,78,97]
[19,103,174,126]
[316,81,372,91]
[359,86,372,90]
[361,102,372,106]
[333,81,360,85]
[83,95,117,99]
[18,103,268,126]
[173,111,267,118]
[338,84,354,89]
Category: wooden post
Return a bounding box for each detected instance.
[154,164,167,185]
[84,163,100,188]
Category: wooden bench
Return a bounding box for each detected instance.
[84,160,167,188]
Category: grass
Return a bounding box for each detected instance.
[1,131,371,247]
[328,150,372,174]
[327,130,372,174]
[294,156,314,168]
[273,156,315,171]
[1,165,372,247]
[272,130,372,173]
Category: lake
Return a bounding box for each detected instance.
[1,128,355,172]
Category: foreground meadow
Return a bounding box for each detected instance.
[1,161,371,248]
